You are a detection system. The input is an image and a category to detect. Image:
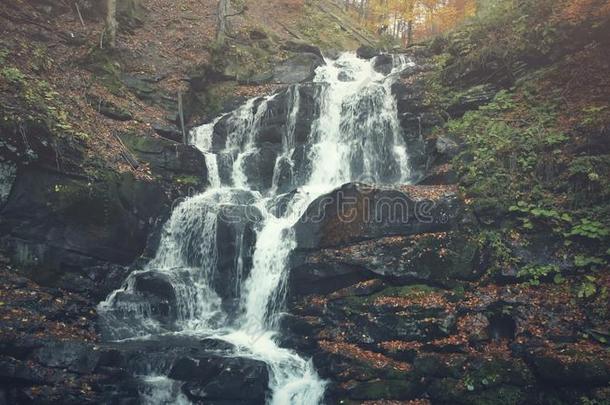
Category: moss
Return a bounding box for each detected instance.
[348,379,419,400]
[83,47,124,95]
[173,175,201,187]
[464,385,526,405]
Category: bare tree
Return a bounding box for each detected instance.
[106,0,117,48]
[217,0,228,45]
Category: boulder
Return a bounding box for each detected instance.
[0,168,167,276]
[281,41,324,60]
[152,123,183,143]
[356,46,379,60]
[169,355,269,402]
[214,203,262,311]
[272,53,324,84]
[293,183,462,250]
[33,341,100,374]
[239,144,281,191]
[373,54,394,75]
[290,232,484,294]
[120,133,207,178]
[133,271,176,304]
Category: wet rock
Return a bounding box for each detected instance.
[133,271,176,304]
[33,341,99,374]
[373,54,394,75]
[356,46,379,60]
[291,232,483,293]
[239,144,281,191]
[293,183,462,250]
[169,355,269,402]
[214,203,262,310]
[272,53,324,84]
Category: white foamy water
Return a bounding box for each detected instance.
[99,53,414,404]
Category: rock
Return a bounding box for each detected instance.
[120,73,182,120]
[290,232,483,293]
[272,53,324,84]
[338,71,355,82]
[0,167,166,276]
[281,41,324,60]
[118,131,208,186]
[526,350,610,386]
[239,144,281,191]
[418,164,458,186]
[133,271,176,304]
[100,270,177,330]
[293,183,462,250]
[460,313,491,342]
[447,84,498,117]
[346,379,421,400]
[288,259,371,295]
[214,203,261,312]
[435,136,459,159]
[152,123,183,143]
[33,341,100,374]
[169,355,269,402]
[0,160,16,208]
[373,54,394,74]
[356,46,379,60]
[88,95,133,121]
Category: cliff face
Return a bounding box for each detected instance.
[1,1,609,404]
[0,2,376,403]
[0,0,375,296]
[279,5,610,404]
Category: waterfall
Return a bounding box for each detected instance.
[99,53,414,404]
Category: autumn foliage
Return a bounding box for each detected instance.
[343,0,477,44]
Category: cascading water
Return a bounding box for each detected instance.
[99,53,415,404]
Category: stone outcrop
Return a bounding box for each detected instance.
[293,183,462,250]
[0,121,208,301]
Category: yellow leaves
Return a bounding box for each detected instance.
[360,0,477,42]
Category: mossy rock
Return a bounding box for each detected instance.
[347,379,421,400]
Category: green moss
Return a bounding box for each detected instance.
[464,385,526,405]
[173,175,201,186]
[83,47,124,95]
[348,379,419,400]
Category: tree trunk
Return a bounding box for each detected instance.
[106,0,117,48]
[217,0,228,45]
